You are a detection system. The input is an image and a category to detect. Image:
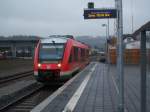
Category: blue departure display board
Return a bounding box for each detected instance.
[84,8,117,19]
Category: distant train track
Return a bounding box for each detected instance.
[0,71,33,85]
[1,85,59,112]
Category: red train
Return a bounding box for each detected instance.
[34,35,90,83]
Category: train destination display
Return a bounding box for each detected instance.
[84,8,117,19]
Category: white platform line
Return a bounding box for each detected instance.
[111,72,129,112]
[62,64,97,112]
[111,74,119,95]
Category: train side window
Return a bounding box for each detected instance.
[85,49,88,59]
[78,48,81,61]
[81,49,83,61]
[74,47,78,61]
[85,50,89,57]
[76,47,79,61]
[69,54,72,63]
[81,48,85,61]
[87,50,89,57]
[69,48,73,63]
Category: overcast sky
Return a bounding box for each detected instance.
[0,0,150,37]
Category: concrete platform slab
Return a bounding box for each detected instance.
[32,63,149,112]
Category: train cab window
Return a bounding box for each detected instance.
[39,43,64,62]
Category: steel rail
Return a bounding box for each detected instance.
[0,83,44,111]
[0,70,33,84]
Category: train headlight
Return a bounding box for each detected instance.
[57,63,61,68]
[38,63,41,68]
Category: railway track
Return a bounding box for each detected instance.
[0,71,33,85]
[1,84,59,112]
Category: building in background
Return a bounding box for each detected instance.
[0,36,39,59]
[109,21,150,64]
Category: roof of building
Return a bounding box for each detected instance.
[123,34,134,40]
[0,36,40,42]
[133,21,150,38]
[126,40,150,49]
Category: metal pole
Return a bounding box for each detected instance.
[106,23,109,64]
[106,25,108,59]
[107,19,110,72]
[117,0,124,112]
[106,25,108,40]
[107,19,110,40]
[140,30,147,112]
[115,0,120,88]
[107,19,109,63]
[131,0,134,33]
[102,24,108,56]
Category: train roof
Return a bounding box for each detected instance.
[49,35,74,39]
[40,35,90,49]
[40,37,68,44]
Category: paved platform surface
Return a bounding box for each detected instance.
[110,65,150,112]
[32,63,118,112]
[73,63,117,112]
[32,62,150,112]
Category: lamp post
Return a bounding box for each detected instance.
[102,23,108,37]
[102,24,108,61]
[102,19,110,64]
[116,0,124,112]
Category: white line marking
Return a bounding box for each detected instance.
[111,71,129,112]
[125,108,128,112]
[111,74,119,95]
[62,64,97,112]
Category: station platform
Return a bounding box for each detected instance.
[32,62,150,112]
[32,62,118,112]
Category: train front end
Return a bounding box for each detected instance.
[34,38,67,83]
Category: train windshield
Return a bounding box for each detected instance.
[39,44,65,61]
